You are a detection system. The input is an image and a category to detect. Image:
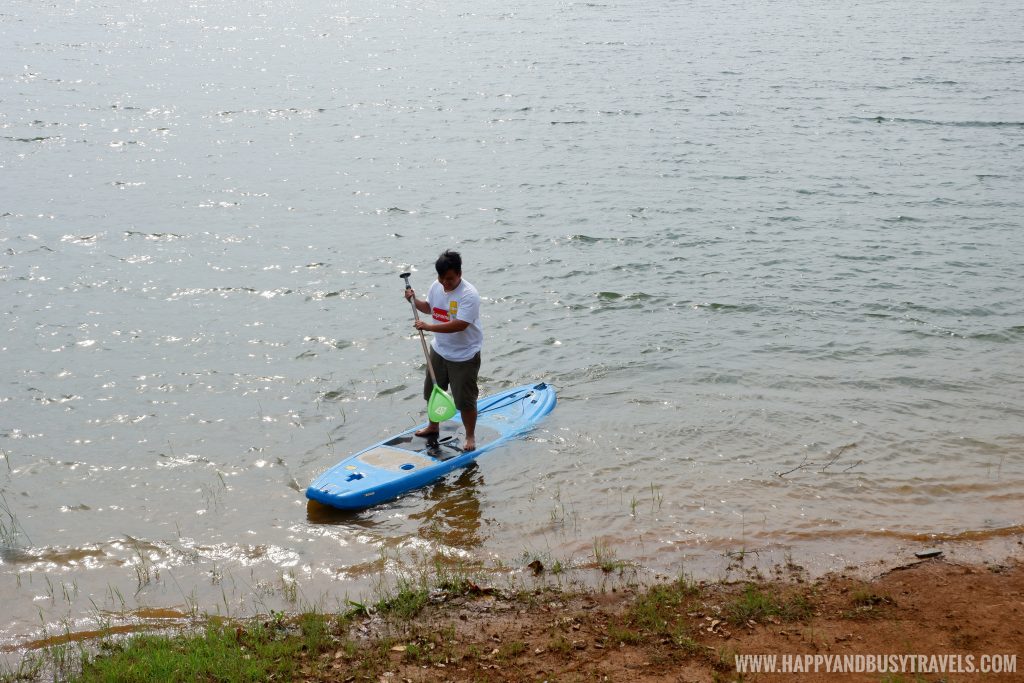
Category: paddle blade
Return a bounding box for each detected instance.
[427,385,457,422]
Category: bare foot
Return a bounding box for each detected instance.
[414,427,439,438]
[464,439,476,452]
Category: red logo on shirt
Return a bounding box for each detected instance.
[432,307,450,323]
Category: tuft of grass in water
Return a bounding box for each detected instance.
[366,549,492,622]
[1,652,45,681]
[126,538,157,595]
[0,493,30,547]
[592,538,631,574]
[279,569,299,605]
[650,483,664,511]
[374,575,429,619]
[433,558,472,594]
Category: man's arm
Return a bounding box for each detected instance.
[415,319,469,334]
[404,289,431,315]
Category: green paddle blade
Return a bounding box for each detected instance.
[427,385,457,422]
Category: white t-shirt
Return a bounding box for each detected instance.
[426,278,483,362]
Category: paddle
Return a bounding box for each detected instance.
[400,272,457,423]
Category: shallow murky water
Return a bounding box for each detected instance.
[2,0,1022,657]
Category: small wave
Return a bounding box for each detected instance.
[694,302,760,313]
[566,234,636,244]
[835,253,896,262]
[124,230,183,241]
[901,328,962,340]
[3,135,60,143]
[555,269,587,279]
[597,291,653,301]
[165,286,294,300]
[375,384,407,397]
[911,77,960,86]
[883,301,998,318]
[882,215,924,223]
[964,326,1024,343]
[301,336,351,351]
[320,389,349,401]
[848,115,1024,128]
[213,107,324,119]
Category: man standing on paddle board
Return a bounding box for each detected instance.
[404,250,483,451]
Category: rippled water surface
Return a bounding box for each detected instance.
[2,0,1023,655]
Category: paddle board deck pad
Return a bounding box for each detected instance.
[306,382,556,510]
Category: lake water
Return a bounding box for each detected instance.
[2,0,1022,657]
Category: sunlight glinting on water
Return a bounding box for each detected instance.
[2,0,1023,657]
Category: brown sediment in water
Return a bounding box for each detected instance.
[781,523,1024,543]
[1,608,190,654]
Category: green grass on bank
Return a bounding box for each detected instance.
[75,613,342,683]
[3,557,480,683]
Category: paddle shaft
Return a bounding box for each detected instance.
[401,274,439,387]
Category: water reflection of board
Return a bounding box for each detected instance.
[306,383,556,510]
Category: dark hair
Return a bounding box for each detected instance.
[435,249,462,275]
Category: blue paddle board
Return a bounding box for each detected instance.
[306,382,556,510]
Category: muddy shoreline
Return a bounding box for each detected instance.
[343,555,1023,682]
[30,538,1016,682]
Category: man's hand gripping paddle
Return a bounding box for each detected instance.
[400,273,458,423]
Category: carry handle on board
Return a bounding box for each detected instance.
[400,272,457,422]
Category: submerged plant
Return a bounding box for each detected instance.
[592,538,630,574]
[0,493,30,547]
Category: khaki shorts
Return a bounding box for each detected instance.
[423,348,480,412]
